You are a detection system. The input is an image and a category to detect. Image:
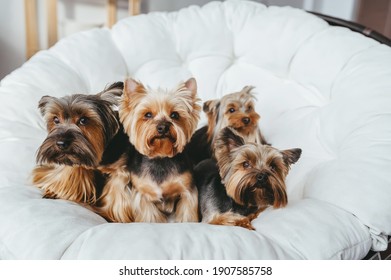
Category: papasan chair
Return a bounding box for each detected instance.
[0,0,390,259]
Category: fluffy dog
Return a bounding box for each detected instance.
[195,127,301,230]
[32,82,123,205]
[97,77,201,223]
[186,86,268,165]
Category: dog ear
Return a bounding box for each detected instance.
[184,77,197,98]
[223,127,245,151]
[121,78,147,113]
[216,127,245,152]
[38,95,55,116]
[178,77,199,105]
[98,81,124,106]
[203,99,220,113]
[123,77,146,99]
[214,127,245,179]
[204,99,221,141]
[175,78,201,123]
[183,77,201,106]
[281,148,302,165]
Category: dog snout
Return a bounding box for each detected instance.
[242,117,250,125]
[156,122,170,135]
[257,173,268,183]
[56,139,71,150]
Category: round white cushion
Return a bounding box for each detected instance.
[1,0,390,259]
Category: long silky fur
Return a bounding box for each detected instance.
[32,82,124,205]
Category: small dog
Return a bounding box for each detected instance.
[186,86,269,165]
[195,127,301,230]
[32,82,123,205]
[97,77,201,223]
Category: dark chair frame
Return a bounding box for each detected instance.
[310,11,391,47]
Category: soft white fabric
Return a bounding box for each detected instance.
[1,0,390,259]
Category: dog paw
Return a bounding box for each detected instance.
[208,212,255,230]
[43,190,57,199]
[234,218,255,230]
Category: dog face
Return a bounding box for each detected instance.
[214,127,301,208]
[36,85,122,167]
[120,78,201,158]
[203,86,260,142]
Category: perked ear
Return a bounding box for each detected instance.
[184,77,197,98]
[216,127,245,152]
[123,77,146,100]
[175,78,201,118]
[38,95,55,116]
[281,148,302,165]
[177,78,199,107]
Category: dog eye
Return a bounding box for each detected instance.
[78,117,88,126]
[242,161,251,169]
[228,108,235,113]
[53,117,60,124]
[247,105,253,111]
[170,112,179,120]
[144,112,153,119]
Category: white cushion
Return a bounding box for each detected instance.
[1,0,390,259]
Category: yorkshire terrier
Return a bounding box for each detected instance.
[186,85,269,165]
[32,82,123,205]
[97,77,201,223]
[195,127,301,230]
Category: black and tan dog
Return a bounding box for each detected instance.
[96,77,201,223]
[32,82,123,205]
[195,127,301,230]
[186,86,269,165]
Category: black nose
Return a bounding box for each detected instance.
[242,117,250,125]
[156,122,170,135]
[56,140,71,150]
[257,173,267,183]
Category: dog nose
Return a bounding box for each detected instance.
[56,140,70,150]
[156,123,170,135]
[257,173,267,183]
[242,117,250,125]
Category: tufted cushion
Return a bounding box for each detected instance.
[1,0,390,259]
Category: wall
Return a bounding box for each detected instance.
[0,0,26,80]
[357,0,391,38]
[0,0,359,81]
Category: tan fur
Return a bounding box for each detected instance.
[97,77,201,223]
[98,169,199,223]
[130,171,198,222]
[205,127,301,229]
[32,165,97,204]
[208,211,255,230]
[96,156,134,222]
[203,86,268,148]
[120,78,201,158]
[32,84,122,204]
[216,141,290,208]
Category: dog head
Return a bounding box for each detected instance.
[120,77,201,158]
[36,82,123,167]
[203,86,261,145]
[214,127,301,208]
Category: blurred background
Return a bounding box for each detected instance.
[1,0,390,80]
